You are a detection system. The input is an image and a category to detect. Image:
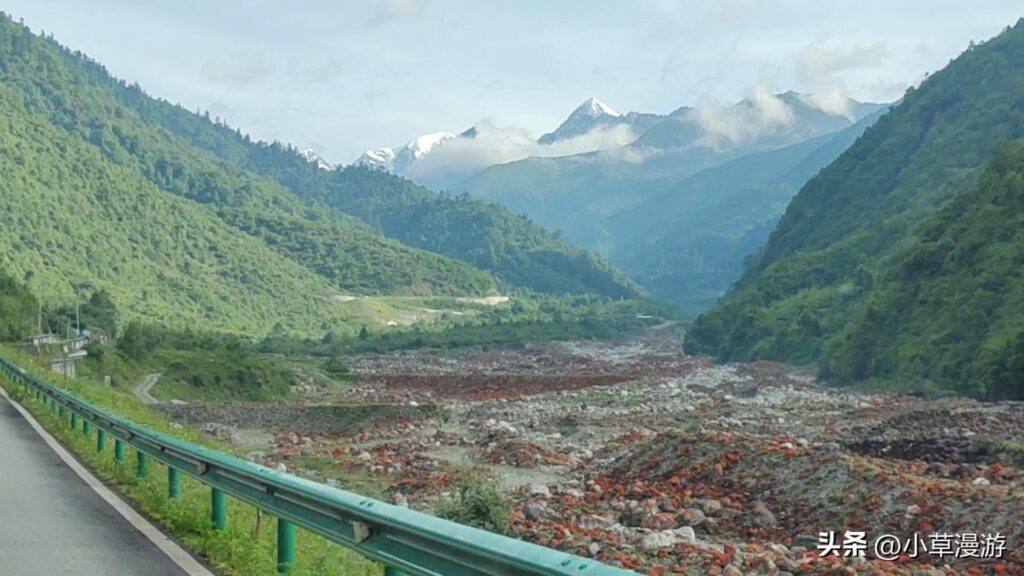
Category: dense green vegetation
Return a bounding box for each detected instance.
[691,21,1024,399]
[5,14,636,300]
[260,295,681,356]
[119,324,298,401]
[303,167,640,298]
[0,268,37,341]
[820,141,1024,400]
[0,13,500,319]
[436,471,509,534]
[0,82,365,335]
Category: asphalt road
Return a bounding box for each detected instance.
[0,396,190,575]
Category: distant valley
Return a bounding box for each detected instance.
[351,91,886,313]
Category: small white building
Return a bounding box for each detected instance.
[48,349,88,379]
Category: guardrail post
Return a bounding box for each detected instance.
[114,439,126,463]
[168,467,181,499]
[96,429,106,452]
[70,412,78,430]
[384,567,409,576]
[277,518,295,574]
[136,452,149,479]
[211,488,227,530]
[83,419,91,436]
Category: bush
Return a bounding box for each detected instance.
[435,471,509,534]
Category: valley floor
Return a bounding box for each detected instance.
[158,333,1023,576]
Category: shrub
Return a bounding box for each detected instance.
[435,471,509,534]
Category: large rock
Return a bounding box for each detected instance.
[578,515,616,530]
[528,483,551,498]
[695,498,723,515]
[641,513,677,531]
[673,526,697,543]
[750,500,777,527]
[678,507,707,527]
[523,501,547,521]
[640,531,679,550]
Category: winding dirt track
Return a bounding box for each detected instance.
[131,373,162,405]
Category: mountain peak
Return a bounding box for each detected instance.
[404,131,457,159]
[574,97,619,118]
[299,148,333,171]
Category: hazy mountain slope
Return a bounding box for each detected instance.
[78,68,641,298]
[456,92,883,258]
[0,14,499,298]
[456,146,736,255]
[609,109,886,313]
[690,20,1024,367]
[0,84,352,335]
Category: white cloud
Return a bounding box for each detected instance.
[400,120,638,184]
[801,87,854,118]
[201,52,274,88]
[694,85,795,148]
[796,39,887,84]
[368,0,428,27]
[705,0,761,23]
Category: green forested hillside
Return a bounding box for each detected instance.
[0,267,37,341]
[0,14,499,300]
[691,20,1024,373]
[307,167,640,298]
[820,141,1024,400]
[0,84,355,335]
[15,21,637,299]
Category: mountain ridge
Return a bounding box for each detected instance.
[689,19,1024,396]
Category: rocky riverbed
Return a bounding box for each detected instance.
[172,334,1023,575]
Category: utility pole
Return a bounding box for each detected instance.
[76,302,80,337]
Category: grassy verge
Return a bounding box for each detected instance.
[0,349,380,576]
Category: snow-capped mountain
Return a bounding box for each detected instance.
[356,131,457,173]
[356,147,396,171]
[538,97,619,144]
[300,148,333,171]
[538,97,666,145]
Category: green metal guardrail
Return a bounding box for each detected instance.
[0,357,639,576]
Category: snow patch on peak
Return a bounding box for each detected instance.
[576,97,619,118]
[300,148,333,171]
[355,147,396,170]
[405,131,457,158]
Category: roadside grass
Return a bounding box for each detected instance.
[0,348,380,576]
[285,454,388,501]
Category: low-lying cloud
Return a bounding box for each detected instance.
[400,120,638,185]
[693,85,796,148]
[801,87,854,118]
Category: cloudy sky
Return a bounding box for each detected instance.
[6,1,1020,163]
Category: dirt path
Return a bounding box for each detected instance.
[131,373,162,405]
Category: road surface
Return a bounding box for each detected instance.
[131,373,162,405]
[0,395,191,575]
